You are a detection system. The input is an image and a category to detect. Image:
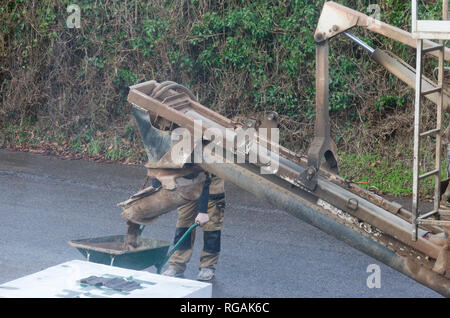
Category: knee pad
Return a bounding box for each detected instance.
[174,227,193,251]
[203,230,221,254]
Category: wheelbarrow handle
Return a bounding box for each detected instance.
[156,222,199,274]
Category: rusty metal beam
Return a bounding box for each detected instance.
[344,32,450,110]
[298,41,337,191]
[127,85,442,260]
[316,1,450,61]
[305,1,450,189]
[200,157,450,298]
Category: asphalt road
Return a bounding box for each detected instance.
[0,149,441,297]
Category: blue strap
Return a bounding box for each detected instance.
[197,175,211,213]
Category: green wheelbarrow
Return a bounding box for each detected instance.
[69,222,199,274]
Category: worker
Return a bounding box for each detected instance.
[162,173,225,281]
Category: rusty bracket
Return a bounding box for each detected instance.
[299,40,338,191]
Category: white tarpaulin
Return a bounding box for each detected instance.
[0,260,211,298]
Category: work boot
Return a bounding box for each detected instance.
[125,220,142,249]
[162,267,184,278]
[197,267,215,281]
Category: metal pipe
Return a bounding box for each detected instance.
[344,32,449,109]
[199,158,450,297]
[343,32,375,54]
[412,0,418,33]
[412,39,424,241]
[180,108,439,257]
[444,0,448,21]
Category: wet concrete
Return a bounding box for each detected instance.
[0,149,442,297]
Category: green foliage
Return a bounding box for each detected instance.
[339,152,447,197]
[189,0,322,115]
[339,152,414,196]
[2,0,443,124]
[1,0,447,196]
[132,18,169,57]
[375,95,406,112]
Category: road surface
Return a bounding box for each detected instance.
[0,149,441,297]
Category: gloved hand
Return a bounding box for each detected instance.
[195,213,210,227]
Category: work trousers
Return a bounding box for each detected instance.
[168,191,225,272]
